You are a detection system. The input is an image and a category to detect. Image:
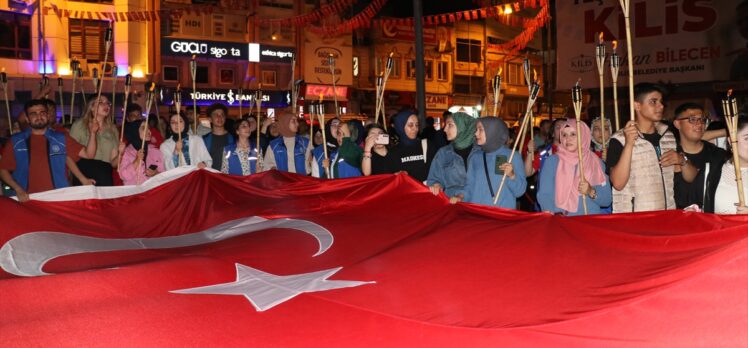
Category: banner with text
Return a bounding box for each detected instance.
[303,31,353,86]
[555,0,744,87]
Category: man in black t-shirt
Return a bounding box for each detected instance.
[671,103,728,209]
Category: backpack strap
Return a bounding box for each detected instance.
[483,153,495,198]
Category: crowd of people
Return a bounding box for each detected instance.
[1,82,746,215]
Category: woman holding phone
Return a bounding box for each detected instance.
[426,112,477,202]
[362,123,394,176]
[118,120,164,185]
[460,117,526,209]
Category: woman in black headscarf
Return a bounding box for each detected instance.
[118,120,164,185]
[384,110,437,182]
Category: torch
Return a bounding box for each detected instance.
[140,82,156,161]
[491,69,502,117]
[493,79,541,205]
[110,66,118,124]
[618,0,635,122]
[610,40,621,131]
[317,95,330,179]
[375,72,384,126]
[40,75,50,99]
[174,84,186,166]
[517,57,538,152]
[57,78,64,125]
[378,52,395,130]
[572,79,589,215]
[92,24,113,123]
[116,73,133,168]
[1,68,10,135]
[189,55,198,133]
[238,86,243,119]
[328,54,340,119]
[595,32,608,160]
[255,85,264,169]
[722,90,745,208]
[78,67,87,107]
[69,58,80,122]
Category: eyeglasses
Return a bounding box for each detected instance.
[675,116,707,125]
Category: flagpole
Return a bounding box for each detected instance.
[572,80,588,215]
[493,81,540,205]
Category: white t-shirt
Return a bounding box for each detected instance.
[714,162,748,214]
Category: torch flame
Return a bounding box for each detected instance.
[498,67,503,75]
[728,89,733,98]
[612,40,618,50]
[192,55,196,60]
[598,32,604,43]
[128,66,132,74]
[575,78,581,87]
[388,51,394,58]
[1,67,4,73]
[177,83,181,91]
[533,69,537,82]
[149,82,155,92]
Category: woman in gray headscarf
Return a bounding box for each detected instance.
[458,117,526,209]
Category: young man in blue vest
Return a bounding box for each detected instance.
[0,99,98,202]
[202,103,234,171]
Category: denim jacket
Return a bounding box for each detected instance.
[426,144,479,197]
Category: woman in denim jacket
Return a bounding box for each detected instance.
[426,112,477,203]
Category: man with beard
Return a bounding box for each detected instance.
[0,99,98,202]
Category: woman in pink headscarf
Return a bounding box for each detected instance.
[537,119,611,215]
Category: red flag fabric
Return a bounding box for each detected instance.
[1,169,747,346]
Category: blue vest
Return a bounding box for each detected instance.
[203,132,235,151]
[312,145,337,179]
[10,128,69,193]
[223,143,257,175]
[269,136,309,175]
[332,155,362,178]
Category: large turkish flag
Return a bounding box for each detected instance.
[1,168,747,346]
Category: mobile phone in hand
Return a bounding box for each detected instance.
[375,134,389,145]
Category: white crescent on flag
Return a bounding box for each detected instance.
[0,216,334,277]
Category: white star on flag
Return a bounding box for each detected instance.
[172,263,374,311]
